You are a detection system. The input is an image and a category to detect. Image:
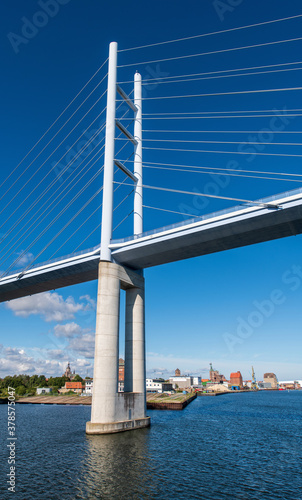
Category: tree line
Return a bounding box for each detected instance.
[0,373,84,396]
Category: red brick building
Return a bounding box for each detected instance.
[119,358,125,382]
[209,363,226,383]
[230,371,243,388]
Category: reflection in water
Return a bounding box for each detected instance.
[75,428,156,499]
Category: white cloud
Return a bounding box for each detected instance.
[46,349,67,360]
[54,322,84,338]
[80,295,96,310]
[68,333,95,358]
[0,345,61,376]
[6,292,86,322]
[0,344,93,378]
[14,251,34,268]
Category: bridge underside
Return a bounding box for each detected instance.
[0,190,302,303]
[111,202,302,269]
[0,255,100,302]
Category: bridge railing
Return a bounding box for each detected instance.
[111,186,302,244]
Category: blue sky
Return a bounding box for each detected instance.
[1,0,302,381]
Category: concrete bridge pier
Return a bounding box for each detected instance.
[86,261,150,434]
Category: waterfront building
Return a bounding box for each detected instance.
[59,382,83,394]
[146,379,173,393]
[169,376,193,389]
[258,382,272,389]
[279,380,302,389]
[209,363,226,383]
[263,373,278,389]
[230,371,243,389]
[36,387,52,395]
[84,379,93,395]
[192,376,202,386]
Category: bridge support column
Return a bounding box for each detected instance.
[125,287,146,397]
[86,261,150,434]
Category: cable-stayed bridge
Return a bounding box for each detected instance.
[1,187,302,302]
[1,14,302,433]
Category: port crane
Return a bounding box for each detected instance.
[251,366,257,390]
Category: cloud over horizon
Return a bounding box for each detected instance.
[0,344,93,378]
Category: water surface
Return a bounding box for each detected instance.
[0,391,301,499]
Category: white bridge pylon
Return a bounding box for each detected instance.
[87,41,150,434]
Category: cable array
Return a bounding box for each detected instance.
[115,14,302,234]
[142,164,302,183]
[3,12,302,276]
[119,14,302,52]
[0,57,108,194]
[0,57,111,275]
[119,61,302,85]
[0,136,106,272]
[0,92,135,275]
[112,181,280,208]
[118,36,302,68]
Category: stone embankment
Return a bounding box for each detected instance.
[146,392,196,410]
[16,393,197,409]
[16,395,92,405]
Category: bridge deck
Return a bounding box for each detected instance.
[1,188,302,302]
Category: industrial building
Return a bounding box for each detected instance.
[279,380,302,389]
[263,373,278,389]
[230,371,243,389]
[146,379,173,393]
[169,376,193,389]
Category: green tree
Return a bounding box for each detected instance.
[48,376,66,388]
[16,385,26,396]
[73,374,83,382]
[0,387,8,397]
[29,375,39,387]
[37,375,47,387]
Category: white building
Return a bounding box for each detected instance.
[192,376,201,386]
[36,388,52,395]
[146,379,173,393]
[83,379,93,395]
[279,380,302,388]
[169,376,193,389]
[146,379,162,392]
